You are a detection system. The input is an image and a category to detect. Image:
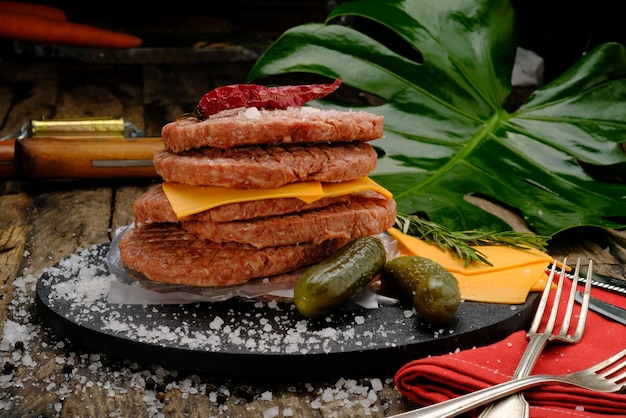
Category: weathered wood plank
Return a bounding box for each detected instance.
[55,63,145,132]
[24,184,112,275]
[0,224,28,282]
[0,192,31,338]
[548,227,626,278]
[0,62,60,138]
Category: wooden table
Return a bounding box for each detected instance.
[1,56,625,417]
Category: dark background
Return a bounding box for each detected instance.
[509,0,624,82]
[2,0,624,84]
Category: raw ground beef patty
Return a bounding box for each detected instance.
[132,184,353,224]
[153,141,378,188]
[182,195,396,248]
[118,223,349,286]
[161,107,384,152]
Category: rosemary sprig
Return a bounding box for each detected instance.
[394,213,550,266]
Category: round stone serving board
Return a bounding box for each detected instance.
[35,243,538,379]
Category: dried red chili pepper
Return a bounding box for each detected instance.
[196,78,342,119]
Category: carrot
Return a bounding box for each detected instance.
[0,10,142,49]
[0,1,66,21]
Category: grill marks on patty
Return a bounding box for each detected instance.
[124,186,395,287]
[153,142,378,189]
[118,223,349,287]
[183,195,396,248]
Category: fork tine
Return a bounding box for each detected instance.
[559,258,579,335]
[590,349,626,387]
[529,260,560,334]
[571,260,593,341]
[609,362,626,384]
[613,371,626,384]
[586,348,626,374]
[598,349,626,382]
[606,363,626,383]
[544,259,568,333]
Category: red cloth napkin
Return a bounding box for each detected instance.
[395,273,626,418]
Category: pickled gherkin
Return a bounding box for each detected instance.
[382,256,460,324]
[294,236,386,318]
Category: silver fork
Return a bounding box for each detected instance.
[389,348,626,418]
[478,257,593,417]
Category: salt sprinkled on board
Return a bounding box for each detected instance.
[0,241,489,415]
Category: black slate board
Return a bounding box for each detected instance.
[35,243,539,379]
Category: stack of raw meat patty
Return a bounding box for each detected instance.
[118,105,396,287]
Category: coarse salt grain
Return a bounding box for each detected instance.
[370,378,383,392]
[209,316,224,330]
[244,107,261,119]
[262,406,279,418]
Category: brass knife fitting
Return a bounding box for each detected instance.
[31,117,126,138]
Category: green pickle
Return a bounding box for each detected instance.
[382,256,460,324]
[294,236,386,318]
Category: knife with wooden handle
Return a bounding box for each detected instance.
[0,118,163,179]
[0,137,163,179]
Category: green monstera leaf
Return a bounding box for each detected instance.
[247,0,626,236]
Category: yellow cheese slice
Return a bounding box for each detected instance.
[321,177,393,200]
[162,181,323,219]
[162,177,392,219]
[387,227,553,304]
